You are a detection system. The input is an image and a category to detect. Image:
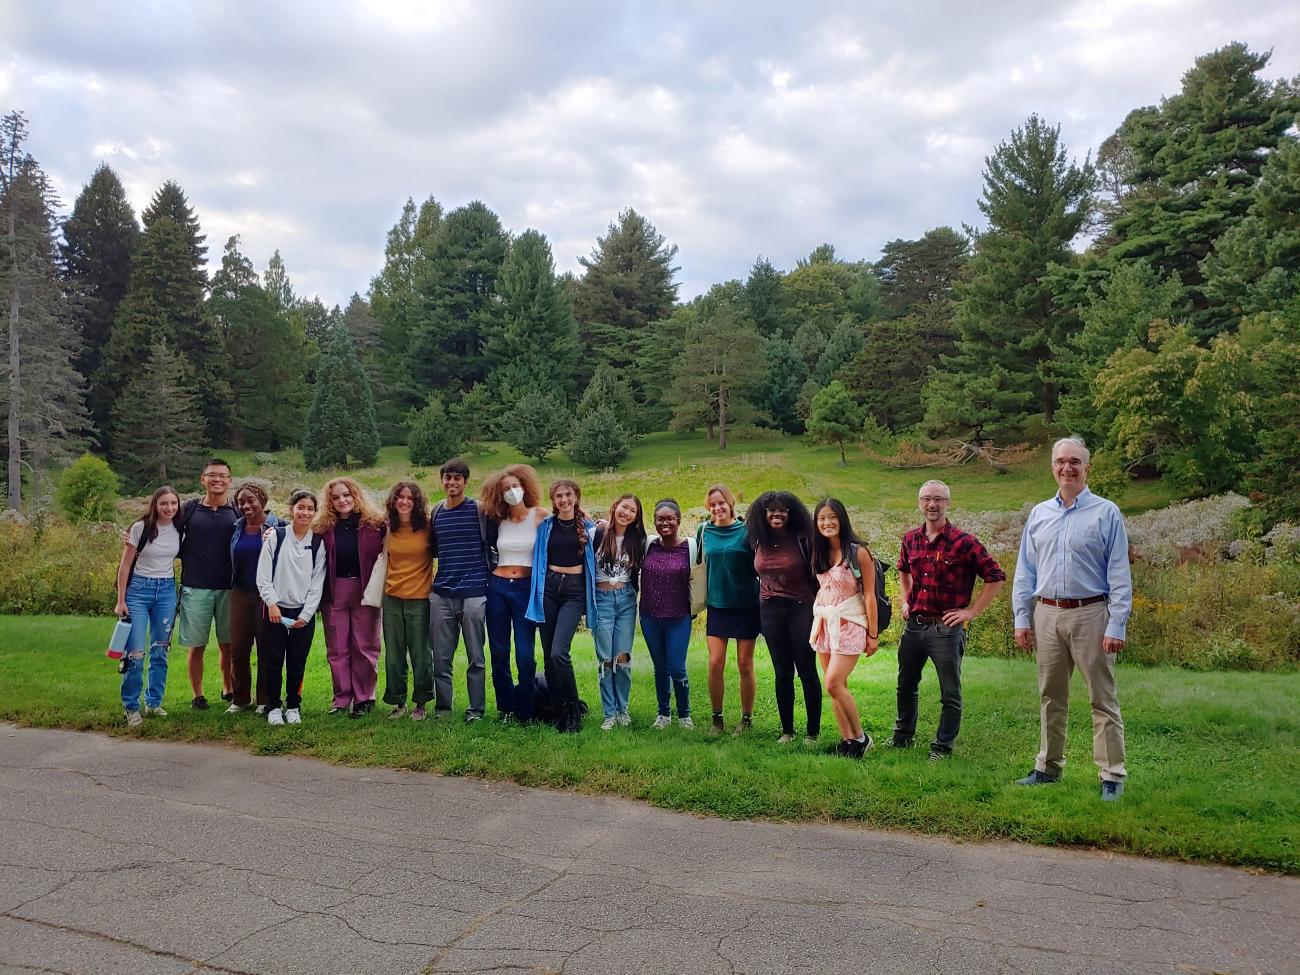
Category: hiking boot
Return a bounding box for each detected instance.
[1101,780,1125,802]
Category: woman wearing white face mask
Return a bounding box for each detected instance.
[480,465,548,723]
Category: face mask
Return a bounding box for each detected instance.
[504,487,525,506]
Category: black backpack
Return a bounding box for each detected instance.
[848,542,892,633]
[269,526,324,577]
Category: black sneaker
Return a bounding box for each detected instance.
[191,695,209,711]
[1015,769,1060,786]
[220,691,234,703]
[886,735,913,748]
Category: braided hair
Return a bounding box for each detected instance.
[549,479,589,547]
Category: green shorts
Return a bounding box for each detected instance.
[177,587,232,647]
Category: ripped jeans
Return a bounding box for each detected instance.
[592,585,636,718]
[121,575,177,713]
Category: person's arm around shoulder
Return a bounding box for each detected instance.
[298,536,327,627]
[256,531,282,624]
[856,544,879,657]
[1102,501,1131,654]
[114,523,139,618]
[1012,507,1040,651]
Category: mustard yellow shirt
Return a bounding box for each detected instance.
[384,524,433,599]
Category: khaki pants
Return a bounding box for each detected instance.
[1033,601,1126,782]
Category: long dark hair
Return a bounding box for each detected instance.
[598,493,647,574]
[746,491,812,550]
[811,498,861,574]
[385,480,429,532]
[134,486,180,547]
[549,479,589,547]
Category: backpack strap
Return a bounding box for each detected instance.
[126,520,149,585]
[269,526,289,579]
[796,535,812,567]
[694,523,706,565]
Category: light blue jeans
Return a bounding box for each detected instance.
[121,575,176,712]
[592,585,636,718]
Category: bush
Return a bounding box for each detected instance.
[0,519,121,614]
[568,405,630,470]
[408,394,461,468]
[53,454,119,524]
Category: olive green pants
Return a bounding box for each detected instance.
[382,593,433,707]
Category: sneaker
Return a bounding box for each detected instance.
[191,695,209,711]
[652,715,672,730]
[144,705,168,717]
[616,712,631,727]
[125,710,143,728]
[601,716,617,731]
[255,705,267,716]
[731,718,753,737]
[776,733,795,744]
[224,704,243,715]
[412,706,427,722]
[433,709,451,720]
[886,735,914,749]
[928,749,952,763]
[267,709,284,726]
[328,706,346,715]
[220,691,234,703]
[1015,769,1060,786]
[708,716,725,736]
[465,713,483,724]
[803,735,819,747]
[388,706,407,720]
[677,716,695,730]
[284,708,302,725]
[1101,780,1125,802]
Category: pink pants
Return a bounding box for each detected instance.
[322,577,382,708]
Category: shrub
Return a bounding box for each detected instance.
[53,454,119,524]
[0,519,121,614]
[568,405,630,470]
[1126,493,1251,565]
[408,394,461,468]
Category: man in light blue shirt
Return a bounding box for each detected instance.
[1012,437,1132,801]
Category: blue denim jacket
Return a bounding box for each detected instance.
[525,515,597,626]
[229,512,283,580]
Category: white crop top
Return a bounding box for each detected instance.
[496,511,538,568]
[595,534,632,584]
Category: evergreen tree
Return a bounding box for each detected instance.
[669,303,764,449]
[839,308,957,432]
[408,200,509,390]
[745,256,790,338]
[577,361,638,435]
[922,365,1034,445]
[303,325,380,469]
[568,403,630,470]
[1,112,92,508]
[60,163,138,437]
[570,208,680,394]
[1242,310,1300,520]
[1103,43,1300,333]
[407,392,461,467]
[500,390,568,463]
[262,249,296,315]
[110,341,207,491]
[811,317,863,386]
[924,115,1093,433]
[754,335,807,434]
[806,380,863,464]
[483,229,579,404]
[875,227,968,320]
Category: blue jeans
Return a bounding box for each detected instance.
[592,585,636,718]
[641,614,691,718]
[121,575,177,712]
[486,575,538,720]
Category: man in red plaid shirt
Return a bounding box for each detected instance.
[890,480,1005,760]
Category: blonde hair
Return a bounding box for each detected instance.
[313,476,385,532]
[705,483,737,518]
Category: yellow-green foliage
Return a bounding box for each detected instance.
[0,520,120,615]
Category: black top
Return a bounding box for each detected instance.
[547,517,583,568]
[179,501,238,589]
[334,513,362,579]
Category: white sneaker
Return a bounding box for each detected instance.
[777,733,795,744]
[616,712,631,726]
[125,710,143,728]
[284,708,301,725]
[601,716,617,731]
[144,705,168,717]
[677,716,695,730]
[224,704,243,715]
[652,715,672,730]
[267,708,284,726]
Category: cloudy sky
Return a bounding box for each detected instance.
[4,1,1298,306]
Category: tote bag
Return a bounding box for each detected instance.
[361,535,389,608]
[689,530,707,617]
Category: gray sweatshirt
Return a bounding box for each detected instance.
[256,527,326,623]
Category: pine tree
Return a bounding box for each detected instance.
[745,256,790,338]
[500,390,568,464]
[568,403,630,470]
[1,112,92,508]
[754,335,806,434]
[924,115,1093,432]
[811,317,863,386]
[577,362,638,435]
[60,163,138,437]
[669,303,764,450]
[806,380,863,464]
[840,308,957,432]
[407,392,460,467]
[303,325,380,470]
[483,229,579,404]
[110,341,207,491]
[875,227,968,320]
[262,249,296,315]
[922,365,1033,445]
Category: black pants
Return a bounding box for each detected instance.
[540,571,583,707]
[759,597,822,736]
[893,618,965,753]
[257,606,314,710]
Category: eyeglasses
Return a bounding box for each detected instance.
[203,472,231,480]
[1052,459,1086,468]
[919,496,950,504]
[768,508,789,516]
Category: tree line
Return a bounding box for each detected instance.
[1,42,1297,518]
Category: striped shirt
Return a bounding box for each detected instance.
[433,499,488,598]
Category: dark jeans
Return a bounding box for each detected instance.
[759,597,822,736]
[257,607,314,710]
[540,571,584,708]
[893,618,965,753]
[486,574,538,720]
[641,614,691,718]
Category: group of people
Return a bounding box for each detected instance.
[113,436,1132,799]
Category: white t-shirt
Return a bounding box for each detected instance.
[128,521,181,579]
[595,534,632,584]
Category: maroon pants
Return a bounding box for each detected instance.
[322,577,381,709]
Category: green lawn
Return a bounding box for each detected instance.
[2,614,1294,873]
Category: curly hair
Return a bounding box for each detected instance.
[479,463,543,520]
[598,493,647,574]
[746,491,813,550]
[385,480,429,532]
[313,476,386,533]
[549,478,589,548]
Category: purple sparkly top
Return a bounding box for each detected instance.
[640,539,691,619]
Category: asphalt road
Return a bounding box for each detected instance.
[0,725,1295,975]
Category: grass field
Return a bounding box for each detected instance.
[2,614,1295,873]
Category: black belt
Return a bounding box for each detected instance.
[908,614,945,625]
